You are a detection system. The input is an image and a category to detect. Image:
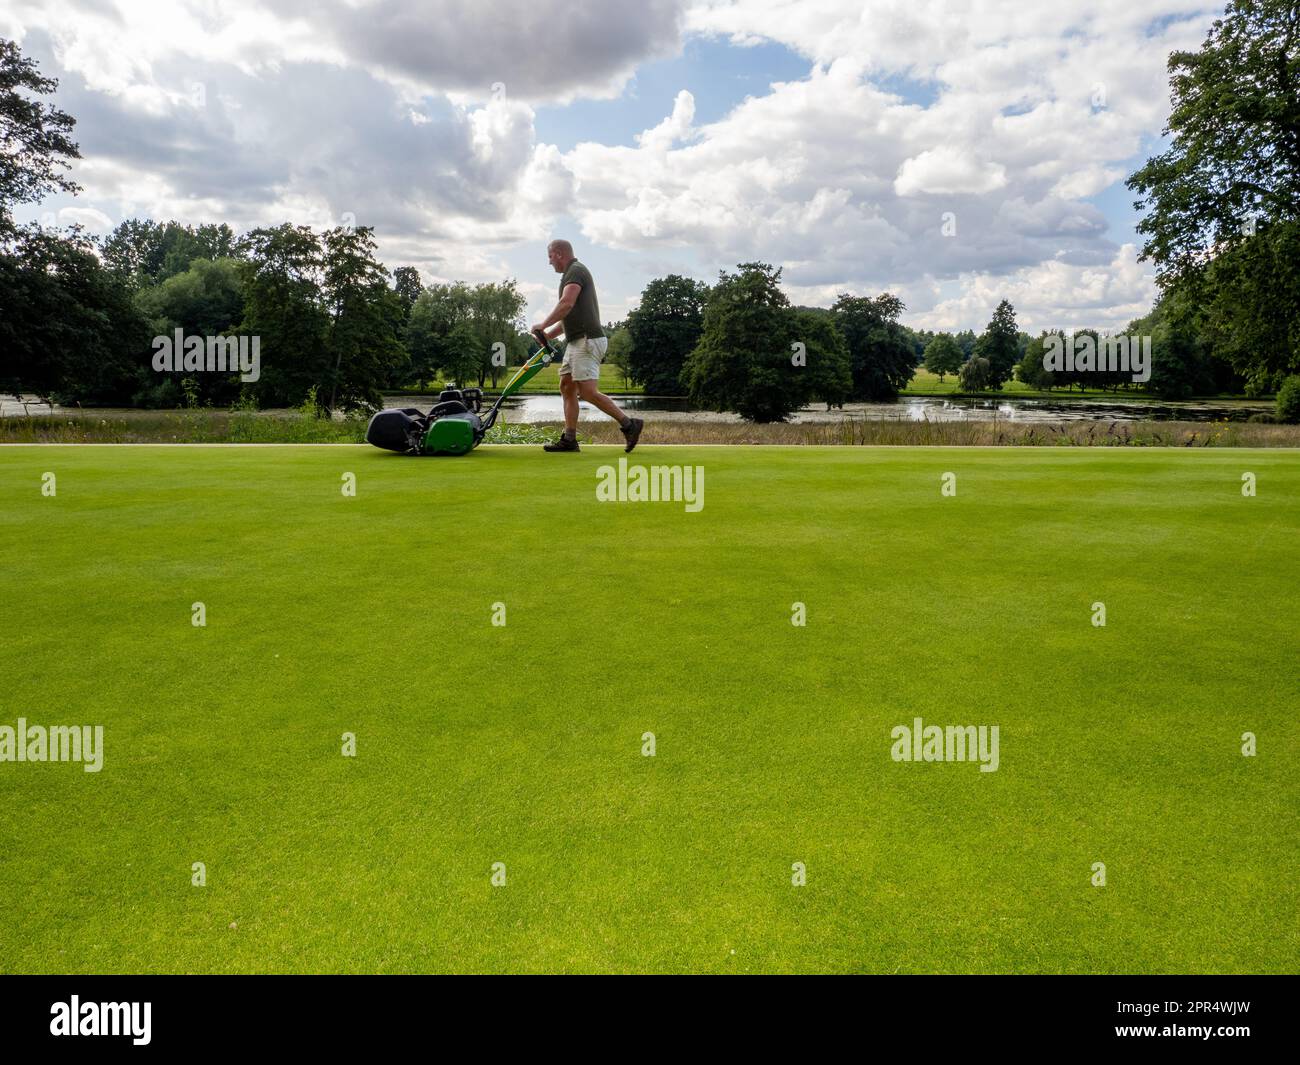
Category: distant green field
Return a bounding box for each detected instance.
[398,362,641,396]
[905,367,1119,398]
[512,363,639,394]
[901,366,1259,401]
[1,445,1296,973]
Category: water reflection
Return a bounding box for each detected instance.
[426,393,1273,425]
[2,392,1273,424]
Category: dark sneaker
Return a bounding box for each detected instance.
[543,435,580,452]
[620,417,644,453]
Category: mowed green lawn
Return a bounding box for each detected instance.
[0,444,1296,974]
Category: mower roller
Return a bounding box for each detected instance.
[366,329,557,455]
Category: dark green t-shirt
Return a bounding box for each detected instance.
[559,260,604,340]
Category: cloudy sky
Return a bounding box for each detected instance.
[3,0,1224,333]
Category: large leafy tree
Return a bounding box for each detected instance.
[402,280,525,389]
[1127,291,1242,399]
[1,41,151,405]
[134,257,246,407]
[1014,332,1057,391]
[137,257,245,339]
[102,219,239,287]
[830,292,916,400]
[392,266,423,321]
[1126,0,1300,389]
[467,279,527,388]
[681,262,805,422]
[0,38,80,234]
[403,288,446,386]
[626,274,709,395]
[972,299,1020,390]
[0,225,151,404]
[1194,220,1299,387]
[923,333,963,383]
[409,282,471,385]
[1127,0,1299,282]
[958,355,991,392]
[101,218,161,281]
[605,322,633,389]
[794,308,853,409]
[236,223,330,408]
[320,225,408,413]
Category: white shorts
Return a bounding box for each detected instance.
[560,335,608,381]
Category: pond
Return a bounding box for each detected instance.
[2,393,1272,424]
[384,393,1273,424]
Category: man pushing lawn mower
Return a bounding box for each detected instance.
[532,239,643,453]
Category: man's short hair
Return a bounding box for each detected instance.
[548,239,574,257]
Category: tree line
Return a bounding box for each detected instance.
[3,0,1297,421]
[2,209,535,414]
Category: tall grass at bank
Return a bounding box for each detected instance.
[0,406,555,445]
[557,418,1300,448]
[4,410,1299,446]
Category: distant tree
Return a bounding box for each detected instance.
[959,355,991,392]
[101,219,163,283]
[1014,332,1057,391]
[235,223,330,409]
[136,257,245,339]
[605,323,633,389]
[402,293,440,386]
[831,292,916,400]
[439,319,481,389]
[467,279,527,388]
[134,257,246,407]
[405,281,473,386]
[973,300,1020,389]
[392,266,423,320]
[923,333,963,383]
[954,329,977,358]
[909,327,936,363]
[1127,287,1245,398]
[156,222,214,281]
[1147,321,1205,399]
[0,225,150,404]
[102,219,240,287]
[794,308,853,409]
[194,222,237,261]
[319,225,408,413]
[626,274,709,395]
[680,262,804,422]
[1067,328,1099,392]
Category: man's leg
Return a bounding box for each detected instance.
[575,377,626,424]
[543,370,582,451]
[576,378,644,453]
[561,371,579,435]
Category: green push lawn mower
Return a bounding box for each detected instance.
[366,329,557,455]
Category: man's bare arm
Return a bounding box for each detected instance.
[535,282,583,338]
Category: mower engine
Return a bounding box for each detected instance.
[366,387,486,455]
[366,331,555,456]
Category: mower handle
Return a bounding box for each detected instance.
[532,328,551,352]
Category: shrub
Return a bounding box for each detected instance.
[959,356,991,392]
[1276,375,1300,424]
